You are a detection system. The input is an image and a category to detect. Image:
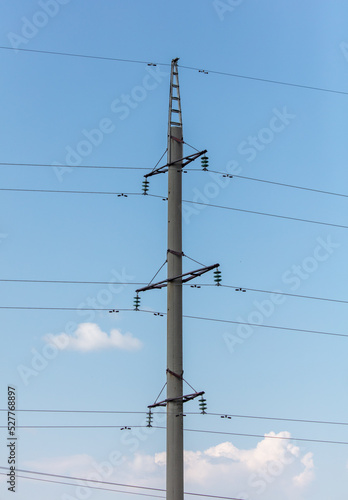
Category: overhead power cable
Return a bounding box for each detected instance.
[0,408,147,414]
[0,279,146,285]
[177,427,348,446]
[0,467,244,500]
[219,284,348,305]
[0,45,169,67]
[0,408,346,427]
[201,412,348,426]
[1,45,347,96]
[0,473,164,498]
[183,313,348,339]
[0,162,149,170]
[2,162,348,200]
[2,163,348,201]
[181,198,348,230]
[2,425,347,446]
[0,306,135,312]
[179,63,348,96]
[1,279,347,307]
[1,188,347,230]
[0,306,347,339]
[0,188,142,196]
[207,171,348,199]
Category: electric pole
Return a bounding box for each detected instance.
[135,57,220,500]
[166,57,184,500]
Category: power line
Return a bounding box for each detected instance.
[2,425,347,446]
[176,427,348,446]
[0,306,135,312]
[181,198,348,230]
[0,162,149,170]
[1,278,347,307]
[1,45,347,97]
[207,171,348,199]
[2,162,348,203]
[0,279,146,285]
[2,162,348,201]
[183,313,348,339]
[0,408,347,427]
[203,412,348,426]
[0,188,143,196]
[179,63,348,96]
[0,45,169,67]
[0,467,244,500]
[0,306,347,339]
[219,284,348,305]
[2,187,347,230]
[0,473,165,498]
[0,408,148,414]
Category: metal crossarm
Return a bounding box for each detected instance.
[148,391,205,409]
[145,150,207,178]
[135,263,219,293]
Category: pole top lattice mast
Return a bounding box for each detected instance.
[168,58,183,158]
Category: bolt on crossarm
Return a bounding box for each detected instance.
[167,57,184,500]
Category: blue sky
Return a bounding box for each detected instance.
[1,1,348,499]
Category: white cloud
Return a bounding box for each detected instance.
[293,452,315,487]
[205,432,300,471]
[43,322,142,352]
[25,433,315,499]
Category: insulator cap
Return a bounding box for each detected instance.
[146,410,153,427]
[214,268,222,285]
[133,294,141,310]
[201,155,209,171]
[142,179,150,195]
[199,395,207,414]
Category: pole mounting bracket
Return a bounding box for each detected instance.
[166,368,184,380]
[144,150,207,179]
[135,263,219,293]
[148,391,205,409]
[167,249,184,257]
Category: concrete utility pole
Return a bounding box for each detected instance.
[166,57,184,500]
[136,58,218,500]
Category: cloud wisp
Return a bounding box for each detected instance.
[44,322,142,352]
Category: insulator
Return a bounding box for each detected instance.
[214,268,222,285]
[134,294,141,311]
[142,179,149,195]
[201,155,209,171]
[199,396,207,414]
[146,410,153,427]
